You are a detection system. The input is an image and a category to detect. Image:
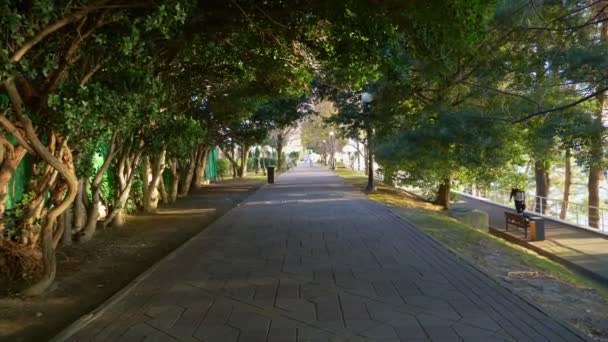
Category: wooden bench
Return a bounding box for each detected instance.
[505,212,529,238]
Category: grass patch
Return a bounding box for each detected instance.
[333,167,608,300]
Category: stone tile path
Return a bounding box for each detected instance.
[57,165,585,341]
[453,195,608,284]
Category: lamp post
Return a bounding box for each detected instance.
[329,130,335,170]
[362,92,375,192]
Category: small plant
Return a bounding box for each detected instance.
[217,159,232,179]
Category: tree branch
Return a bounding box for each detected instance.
[513,86,608,123]
[10,0,111,63]
[463,82,542,110]
[0,114,34,154]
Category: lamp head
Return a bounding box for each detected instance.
[329,130,335,137]
[361,92,374,103]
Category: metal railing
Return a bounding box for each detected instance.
[457,188,608,235]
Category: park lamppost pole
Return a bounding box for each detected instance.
[362,92,375,192]
[329,130,335,170]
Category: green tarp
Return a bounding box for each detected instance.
[6,145,220,209]
[205,147,219,182]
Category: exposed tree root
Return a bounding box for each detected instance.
[0,239,42,294]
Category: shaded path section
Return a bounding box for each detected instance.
[59,165,585,341]
[453,195,608,284]
[1,179,262,342]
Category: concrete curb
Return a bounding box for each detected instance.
[51,179,269,342]
[489,227,608,285]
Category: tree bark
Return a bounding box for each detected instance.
[62,207,73,246]
[436,177,451,209]
[178,152,196,197]
[560,149,572,220]
[365,124,375,191]
[104,145,142,227]
[169,158,179,203]
[193,145,210,189]
[80,132,118,242]
[22,135,78,296]
[588,1,608,228]
[534,161,549,214]
[221,146,242,178]
[142,150,166,213]
[158,176,168,204]
[141,157,152,210]
[240,144,250,177]
[231,147,237,178]
[73,179,87,234]
[276,134,284,171]
[363,143,369,176]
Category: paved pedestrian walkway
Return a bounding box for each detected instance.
[57,165,585,341]
[453,195,608,284]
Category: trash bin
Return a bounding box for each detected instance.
[267,166,275,184]
[529,216,545,241]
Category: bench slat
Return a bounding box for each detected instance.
[504,212,529,239]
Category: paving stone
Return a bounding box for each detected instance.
[62,165,586,342]
[360,324,399,339]
[193,323,239,342]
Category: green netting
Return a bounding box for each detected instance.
[6,154,33,209]
[4,144,219,209]
[205,147,219,182]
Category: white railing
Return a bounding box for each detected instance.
[457,188,608,235]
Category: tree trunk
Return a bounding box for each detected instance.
[436,177,451,209]
[240,144,250,178]
[277,134,284,171]
[178,152,196,197]
[534,161,549,214]
[588,1,608,228]
[104,146,142,228]
[231,147,237,178]
[560,149,572,220]
[169,158,179,203]
[73,179,87,234]
[588,168,601,228]
[23,137,78,296]
[142,150,166,213]
[80,132,118,241]
[62,207,73,246]
[221,146,243,178]
[158,176,168,204]
[193,145,210,189]
[363,143,369,176]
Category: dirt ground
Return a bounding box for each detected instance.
[0,179,262,342]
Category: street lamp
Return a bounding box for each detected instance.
[362,92,375,192]
[329,130,335,170]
